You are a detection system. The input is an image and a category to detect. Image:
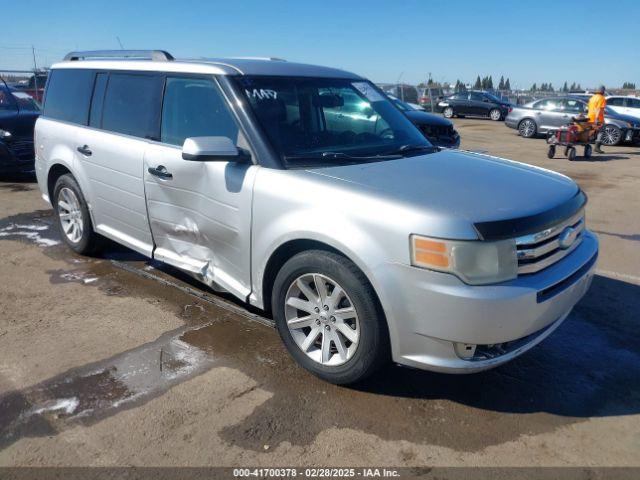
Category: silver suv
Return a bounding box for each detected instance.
[35,50,598,384]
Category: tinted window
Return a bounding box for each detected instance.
[535,99,562,111]
[102,73,162,139]
[89,73,108,128]
[43,69,94,124]
[607,97,624,107]
[562,99,585,113]
[469,92,484,101]
[451,93,467,100]
[161,77,239,146]
[627,98,640,108]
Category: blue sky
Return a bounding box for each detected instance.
[1,0,638,89]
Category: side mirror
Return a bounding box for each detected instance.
[182,136,250,162]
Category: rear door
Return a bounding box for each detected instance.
[623,97,640,119]
[468,92,487,116]
[606,97,625,116]
[143,75,257,300]
[77,71,163,256]
[533,98,566,132]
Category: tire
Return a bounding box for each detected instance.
[518,119,537,138]
[567,147,577,161]
[547,145,556,159]
[601,125,622,145]
[584,144,592,158]
[489,108,502,121]
[53,174,102,255]
[443,107,454,118]
[272,250,389,385]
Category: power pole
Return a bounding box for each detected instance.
[31,45,39,101]
[116,36,124,50]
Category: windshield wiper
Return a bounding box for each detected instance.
[388,144,439,155]
[283,151,403,165]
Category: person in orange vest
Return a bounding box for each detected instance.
[587,85,607,153]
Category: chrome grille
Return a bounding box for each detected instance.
[516,210,585,275]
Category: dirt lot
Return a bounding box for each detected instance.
[0,119,639,468]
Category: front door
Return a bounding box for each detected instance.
[143,76,257,300]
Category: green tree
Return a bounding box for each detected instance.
[562,81,568,92]
[498,76,505,90]
[487,75,494,90]
[504,78,511,91]
[531,83,537,92]
[474,75,481,89]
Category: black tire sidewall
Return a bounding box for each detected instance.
[272,250,388,384]
[53,174,96,254]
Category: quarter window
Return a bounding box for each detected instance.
[160,77,239,146]
[626,98,640,108]
[43,69,94,124]
[101,73,162,139]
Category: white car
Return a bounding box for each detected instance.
[606,96,640,120]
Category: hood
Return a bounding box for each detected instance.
[404,110,453,127]
[305,150,579,238]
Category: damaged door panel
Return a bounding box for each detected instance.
[143,75,257,300]
[143,143,256,299]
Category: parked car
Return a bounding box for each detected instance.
[606,96,640,121]
[505,97,640,145]
[437,91,512,120]
[0,83,40,173]
[389,95,460,148]
[418,86,445,111]
[12,72,48,102]
[36,50,598,385]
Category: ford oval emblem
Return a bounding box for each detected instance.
[558,227,577,250]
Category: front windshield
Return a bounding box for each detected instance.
[234,76,432,166]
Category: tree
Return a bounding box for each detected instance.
[504,78,511,91]
[562,81,568,92]
[498,76,505,90]
[530,83,537,92]
[548,83,554,92]
[622,82,636,89]
[487,75,494,90]
[474,75,481,89]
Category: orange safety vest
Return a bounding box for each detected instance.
[587,93,606,124]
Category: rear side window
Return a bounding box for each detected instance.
[607,97,624,107]
[102,73,162,139]
[43,69,94,124]
[160,77,239,146]
[89,73,108,127]
[628,98,640,108]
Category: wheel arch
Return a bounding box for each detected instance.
[47,163,73,202]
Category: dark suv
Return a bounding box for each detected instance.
[0,83,40,173]
[437,91,511,121]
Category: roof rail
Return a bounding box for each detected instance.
[63,50,174,62]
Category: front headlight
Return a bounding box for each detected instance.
[0,129,12,140]
[410,234,518,285]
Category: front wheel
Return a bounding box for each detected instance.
[53,174,102,255]
[547,145,556,159]
[489,108,502,121]
[567,147,577,161]
[272,250,389,385]
[443,107,454,118]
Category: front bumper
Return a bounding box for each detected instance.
[376,230,598,373]
[0,139,35,173]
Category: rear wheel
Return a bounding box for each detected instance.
[518,119,537,138]
[272,250,388,385]
[489,108,502,121]
[53,174,102,255]
[601,125,622,145]
[567,147,577,161]
[584,144,592,158]
[443,107,454,118]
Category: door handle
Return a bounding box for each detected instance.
[77,145,92,156]
[148,165,173,179]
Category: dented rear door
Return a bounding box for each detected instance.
[143,75,257,300]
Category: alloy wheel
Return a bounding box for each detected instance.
[601,125,621,145]
[490,109,502,121]
[57,187,84,243]
[284,273,360,366]
[519,119,535,137]
[443,107,453,118]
